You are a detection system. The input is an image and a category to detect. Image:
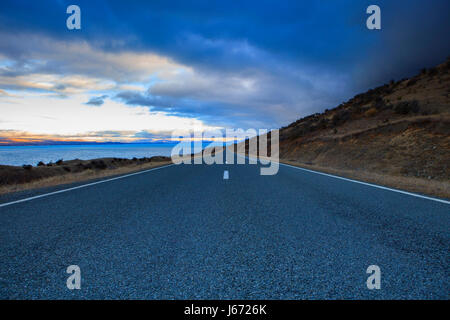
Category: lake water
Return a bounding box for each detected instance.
[0,144,178,166]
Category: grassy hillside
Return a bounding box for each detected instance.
[244,58,450,197]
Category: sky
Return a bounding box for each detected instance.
[0,0,449,144]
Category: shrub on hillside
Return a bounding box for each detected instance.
[406,78,418,87]
[394,100,420,114]
[428,67,438,76]
[373,97,389,110]
[365,107,378,117]
[90,160,107,169]
[331,109,350,126]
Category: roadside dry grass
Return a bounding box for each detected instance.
[234,147,450,199]
[280,159,450,199]
[0,160,172,195]
[0,148,218,196]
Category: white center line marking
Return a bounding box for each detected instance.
[223,170,229,180]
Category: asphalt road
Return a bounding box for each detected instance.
[0,153,449,299]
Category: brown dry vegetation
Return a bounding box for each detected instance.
[279,160,450,200]
[0,156,171,195]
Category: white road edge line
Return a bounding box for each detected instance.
[236,153,450,205]
[223,170,229,180]
[0,164,176,208]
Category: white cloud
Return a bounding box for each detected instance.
[0,92,219,137]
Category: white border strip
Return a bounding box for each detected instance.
[0,164,175,208]
[238,153,450,205]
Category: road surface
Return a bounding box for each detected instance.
[0,153,449,299]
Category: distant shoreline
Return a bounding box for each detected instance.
[0,143,177,167]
